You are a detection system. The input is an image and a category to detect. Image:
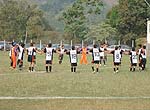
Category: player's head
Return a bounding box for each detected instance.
[21,43,25,48]
[119,45,121,49]
[93,44,97,48]
[115,46,118,50]
[30,42,33,46]
[138,44,142,48]
[143,45,146,49]
[12,42,16,47]
[100,44,103,47]
[72,46,75,50]
[132,47,135,51]
[48,43,52,47]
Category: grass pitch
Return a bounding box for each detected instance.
[0,51,150,110]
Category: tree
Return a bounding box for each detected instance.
[61,0,104,41]
[85,22,117,43]
[0,0,52,41]
[107,0,150,43]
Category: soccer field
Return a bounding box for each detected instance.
[0,51,150,110]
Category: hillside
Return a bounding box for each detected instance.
[37,0,118,31]
[0,0,118,31]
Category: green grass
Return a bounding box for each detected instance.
[0,51,150,110]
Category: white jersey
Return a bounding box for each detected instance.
[18,46,24,60]
[60,48,65,54]
[114,50,121,63]
[45,47,53,61]
[70,50,77,63]
[27,47,35,56]
[131,51,137,64]
[93,48,100,61]
[100,47,104,57]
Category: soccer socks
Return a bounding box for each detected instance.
[59,60,62,64]
[114,68,116,72]
[29,67,31,72]
[92,66,94,71]
[49,66,52,72]
[31,67,34,71]
[46,66,48,72]
[103,60,106,65]
[133,67,135,72]
[96,68,98,72]
[71,67,73,72]
[74,67,76,72]
[130,67,132,71]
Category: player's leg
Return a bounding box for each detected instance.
[84,56,88,64]
[73,66,77,72]
[12,56,16,69]
[45,61,48,72]
[103,57,106,66]
[96,63,99,73]
[19,60,23,70]
[49,61,52,72]
[59,54,63,64]
[71,63,73,72]
[116,64,119,73]
[100,57,102,65]
[130,63,132,71]
[142,58,146,70]
[113,63,116,73]
[91,60,95,73]
[28,55,32,72]
[80,55,83,64]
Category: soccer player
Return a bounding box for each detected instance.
[110,46,122,73]
[137,44,142,68]
[90,44,101,73]
[80,44,88,64]
[99,44,106,66]
[17,43,25,70]
[118,45,124,65]
[139,45,147,70]
[57,45,67,64]
[129,47,138,72]
[67,46,79,73]
[27,42,40,72]
[9,42,18,69]
[43,43,56,72]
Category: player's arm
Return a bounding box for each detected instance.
[41,48,46,54]
[88,49,93,54]
[35,48,42,54]
[66,51,70,55]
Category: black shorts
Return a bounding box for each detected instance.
[28,55,32,62]
[92,60,99,64]
[71,63,77,66]
[59,54,64,60]
[46,60,52,64]
[114,62,120,66]
[100,56,104,59]
[131,63,137,66]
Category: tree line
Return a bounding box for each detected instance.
[0,0,53,42]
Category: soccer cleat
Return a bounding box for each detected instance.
[92,71,96,74]
[116,70,119,73]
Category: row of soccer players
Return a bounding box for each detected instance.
[9,42,147,73]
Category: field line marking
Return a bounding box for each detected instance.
[0,96,150,100]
